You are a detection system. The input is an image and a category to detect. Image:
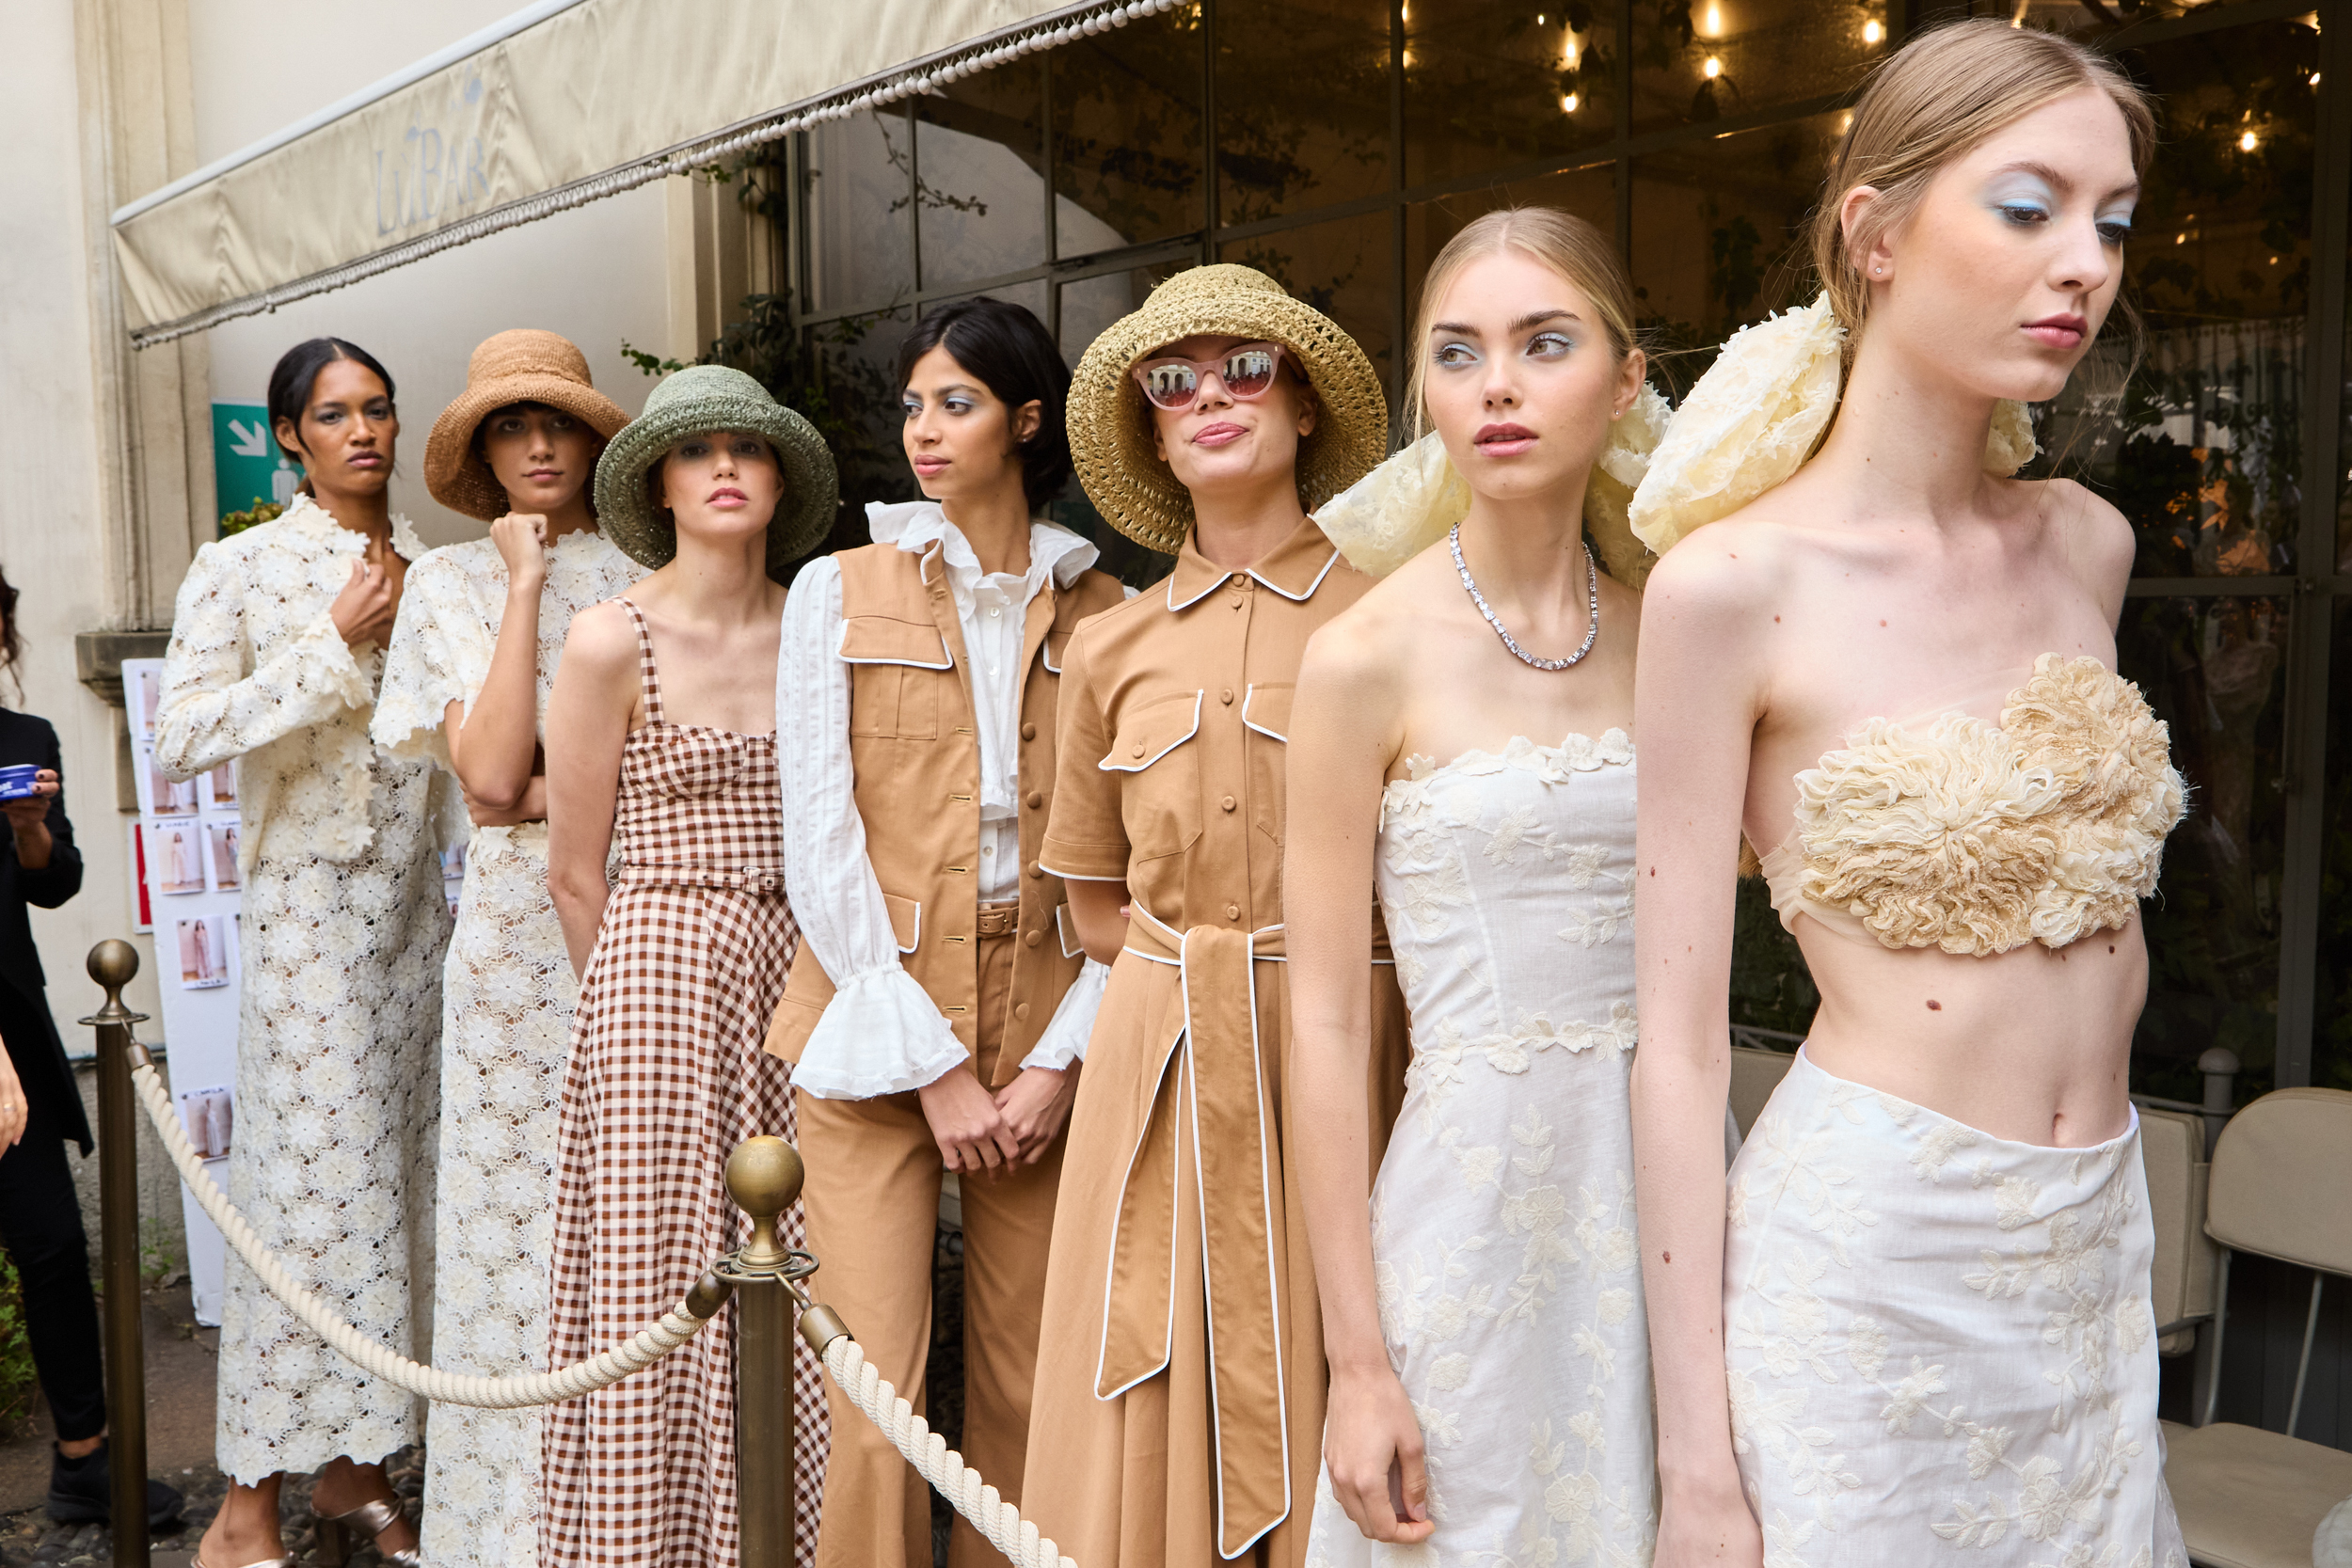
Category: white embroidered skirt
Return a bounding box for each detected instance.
[1724,1050,2185,1568]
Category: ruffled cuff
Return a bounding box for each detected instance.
[1017,958,1109,1071]
[292,610,374,711]
[791,966,971,1100]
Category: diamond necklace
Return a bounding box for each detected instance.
[1448,523,1600,672]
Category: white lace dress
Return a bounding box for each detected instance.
[1308,734,1656,1568]
[153,496,456,1483]
[374,530,644,1568]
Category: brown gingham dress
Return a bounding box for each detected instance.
[541,599,829,1567]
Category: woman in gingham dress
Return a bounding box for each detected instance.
[543,368,839,1566]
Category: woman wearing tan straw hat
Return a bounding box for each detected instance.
[159,338,452,1568]
[1020,264,1409,1568]
[539,364,836,1568]
[373,328,641,1568]
[1285,209,1666,1564]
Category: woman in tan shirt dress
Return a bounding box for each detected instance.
[1024,265,1409,1568]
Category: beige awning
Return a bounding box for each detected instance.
[112,0,1168,346]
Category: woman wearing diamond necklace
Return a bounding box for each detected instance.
[1287,206,1667,1562]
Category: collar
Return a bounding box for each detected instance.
[866,499,1100,593]
[278,492,426,561]
[1165,514,1341,611]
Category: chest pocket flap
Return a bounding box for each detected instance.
[838,615,952,670]
[1101,690,1202,772]
[1042,630,1073,674]
[1242,683,1293,742]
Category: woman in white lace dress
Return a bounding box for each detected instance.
[156,339,453,1568]
[374,331,640,1568]
[1288,210,1665,1565]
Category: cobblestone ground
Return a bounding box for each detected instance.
[0,1448,420,1567]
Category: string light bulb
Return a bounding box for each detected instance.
[1564,32,1581,67]
[1702,2,1723,35]
[1563,92,1581,112]
[2239,129,2260,150]
[1703,55,1723,78]
[1863,18,1883,42]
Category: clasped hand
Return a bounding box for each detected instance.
[915,1062,1078,1176]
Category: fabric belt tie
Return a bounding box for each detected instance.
[616,863,786,895]
[1098,902,1290,1559]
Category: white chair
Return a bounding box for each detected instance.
[2158,1086,2352,1568]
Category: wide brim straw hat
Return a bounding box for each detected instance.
[592,364,839,578]
[423,329,629,522]
[1067,263,1388,555]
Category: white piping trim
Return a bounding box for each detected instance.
[1041,634,1069,675]
[1254,546,1340,602]
[1166,568,1228,612]
[1239,684,1287,743]
[1097,690,1201,772]
[885,898,921,956]
[110,0,590,224]
[119,0,1183,348]
[1055,902,1086,959]
[835,620,953,672]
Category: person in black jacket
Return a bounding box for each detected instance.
[0,577,181,1526]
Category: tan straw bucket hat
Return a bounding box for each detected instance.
[1067,264,1389,555]
[424,330,629,522]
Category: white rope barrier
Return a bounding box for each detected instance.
[127,1052,720,1408]
[818,1335,1077,1568]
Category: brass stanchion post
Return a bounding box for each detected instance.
[721,1137,808,1568]
[81,941,149,1568]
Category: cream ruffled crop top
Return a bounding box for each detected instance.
[1757,655,2187,957]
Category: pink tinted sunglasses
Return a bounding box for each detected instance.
[1131,341,1289,411]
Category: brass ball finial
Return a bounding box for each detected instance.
[724,1136,804,1269]
[87,940,139,994]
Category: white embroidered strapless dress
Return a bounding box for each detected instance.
[1307,733,1656,1568]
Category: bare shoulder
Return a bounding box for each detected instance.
[2036,476,2135,597]
[560,598,643,676]
[1638,506,1802,633]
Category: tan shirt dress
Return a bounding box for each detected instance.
[1024,516,1408,1567]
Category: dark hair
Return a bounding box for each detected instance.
[895,299,1073,511]
[266,338,396,465]
[0,566,20,688]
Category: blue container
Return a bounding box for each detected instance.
[0,766,41,801]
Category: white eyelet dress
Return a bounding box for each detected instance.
[1306,733,1657,1568]
[373,530,644,1568]
[152,496,456,1484]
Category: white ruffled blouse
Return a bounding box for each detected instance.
[777,501,1115,1100]
[154,494,460,870]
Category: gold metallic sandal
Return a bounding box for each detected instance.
[314,1495,420,1568]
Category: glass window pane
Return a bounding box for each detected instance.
[2031,19,2320,579]
[814,308,920,523]
[2120,594,2290,1104]
[1629,110,1841,389]
[805,110,915,315]
[921,279,1052,328]
[915,60,1046,291]
[1405,2,1617,186]
[2315,599,2352,1090]
[1216,0,1390,226]
[1631,0,1886,134]
[1221,210,1400,408]
[1052,8,1206,258]
[1059,266,1189,367]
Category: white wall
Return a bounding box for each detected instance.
[0,2,164,1025]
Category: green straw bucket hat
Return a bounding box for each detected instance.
[593,365,838,577]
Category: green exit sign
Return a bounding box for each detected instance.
[212,403,300,530]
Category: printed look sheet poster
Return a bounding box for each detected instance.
[123,658,236,1324]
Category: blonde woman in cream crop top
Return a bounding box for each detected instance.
[1626,37,2188,1568]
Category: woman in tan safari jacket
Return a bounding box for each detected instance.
[771,298,1125,1568]
[1021,265,1409,1568]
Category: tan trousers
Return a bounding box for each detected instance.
[797,917,1065,1568]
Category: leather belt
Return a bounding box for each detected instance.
[616,863,787,895]
[1098,900,1291,1559]
[975,901,1021,938]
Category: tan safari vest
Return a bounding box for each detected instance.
[768,538,1126,1085]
